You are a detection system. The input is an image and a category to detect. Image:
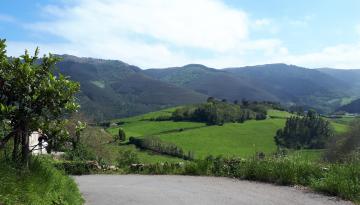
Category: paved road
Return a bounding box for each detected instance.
[74,175,353,205]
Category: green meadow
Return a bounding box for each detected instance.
[106,108,350,161]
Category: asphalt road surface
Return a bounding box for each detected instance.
[74,175,353,205]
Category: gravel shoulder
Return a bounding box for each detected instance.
[74,175,354,205]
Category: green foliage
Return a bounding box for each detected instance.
[311,162,360,202]
[107,107,345,161]
[172,100,268,125]
[117,128,126,142]
[54,160,94,175]
[64,143,96,161]
[80,126,113,163]
[0,39,80,165]
[275,111,334,149]
[117,149,139,168]
[55,56,206,121]
[129,136,193,160]
[0,156,83,205]
[325,120,360,162]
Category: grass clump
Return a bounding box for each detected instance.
[0,156,83,205]
[311,162,360,202]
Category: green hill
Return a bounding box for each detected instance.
[52,55,360,120]
[56,55,207,120]
[145,63,353,113]
[106,107,348,160]
[226,64,350,108]
[144,64,277,101]
[337,98,360,113]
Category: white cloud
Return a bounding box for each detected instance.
[13,0,267,67]
[6,1,360,69]
[31,0,249,52]
[278,43,360,69]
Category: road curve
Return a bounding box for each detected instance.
[74,175,353,205]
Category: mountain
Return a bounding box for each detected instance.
[317,68,360,94]
[53,55,360,119]
[224,64,352,112]
[145,63,352,113]
[55,55,207,120]
[144,64,277,102]
[337,98,360,113]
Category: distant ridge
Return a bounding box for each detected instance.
[50,55,360,120]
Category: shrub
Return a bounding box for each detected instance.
[54,160,96,175]
[117,149,139,168]
[148,115,172,121]
[311,162,360,202]
[0,156,83,205]
[172,101,268,125]
[129,136,193,160]
[64,143,96,161]
[117,128,126,142]
[275,110,333,149]
[324,120,360,162]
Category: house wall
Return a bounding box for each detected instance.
[29,132,47,155]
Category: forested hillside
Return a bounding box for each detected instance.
[144,64,277,101]
[337,98,360,113]
[55,55,207,120]
[51,55,360,120]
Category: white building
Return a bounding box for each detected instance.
[29,131,47,155]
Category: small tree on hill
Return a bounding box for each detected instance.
[117,128,126,142]
[274,110,333,149]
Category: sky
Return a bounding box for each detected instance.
[1,0,360,69]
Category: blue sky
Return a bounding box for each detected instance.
[1,0,360,69]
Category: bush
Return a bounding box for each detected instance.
[275,110,333,149]
[172,101,267,125]
[117,149,139,168]
[311,162,360,202]
[129,136,193,160]
[116,128,126,142]
[64,143,96,161]
[325,120,360,162]
[54,160,96,175]
[0,156,83,205]
[148,115,172,121]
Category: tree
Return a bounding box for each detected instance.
[117,128,126,142]
[0,39,80,167]
[274,111,333,149]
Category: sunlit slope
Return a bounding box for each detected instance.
[107,108,349,159]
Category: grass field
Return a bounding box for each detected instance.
[157,120,284,158]
[106,108,350,161]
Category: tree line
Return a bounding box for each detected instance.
[274,110,333,149]
[129,136,194,160]
[171,98,269,125]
